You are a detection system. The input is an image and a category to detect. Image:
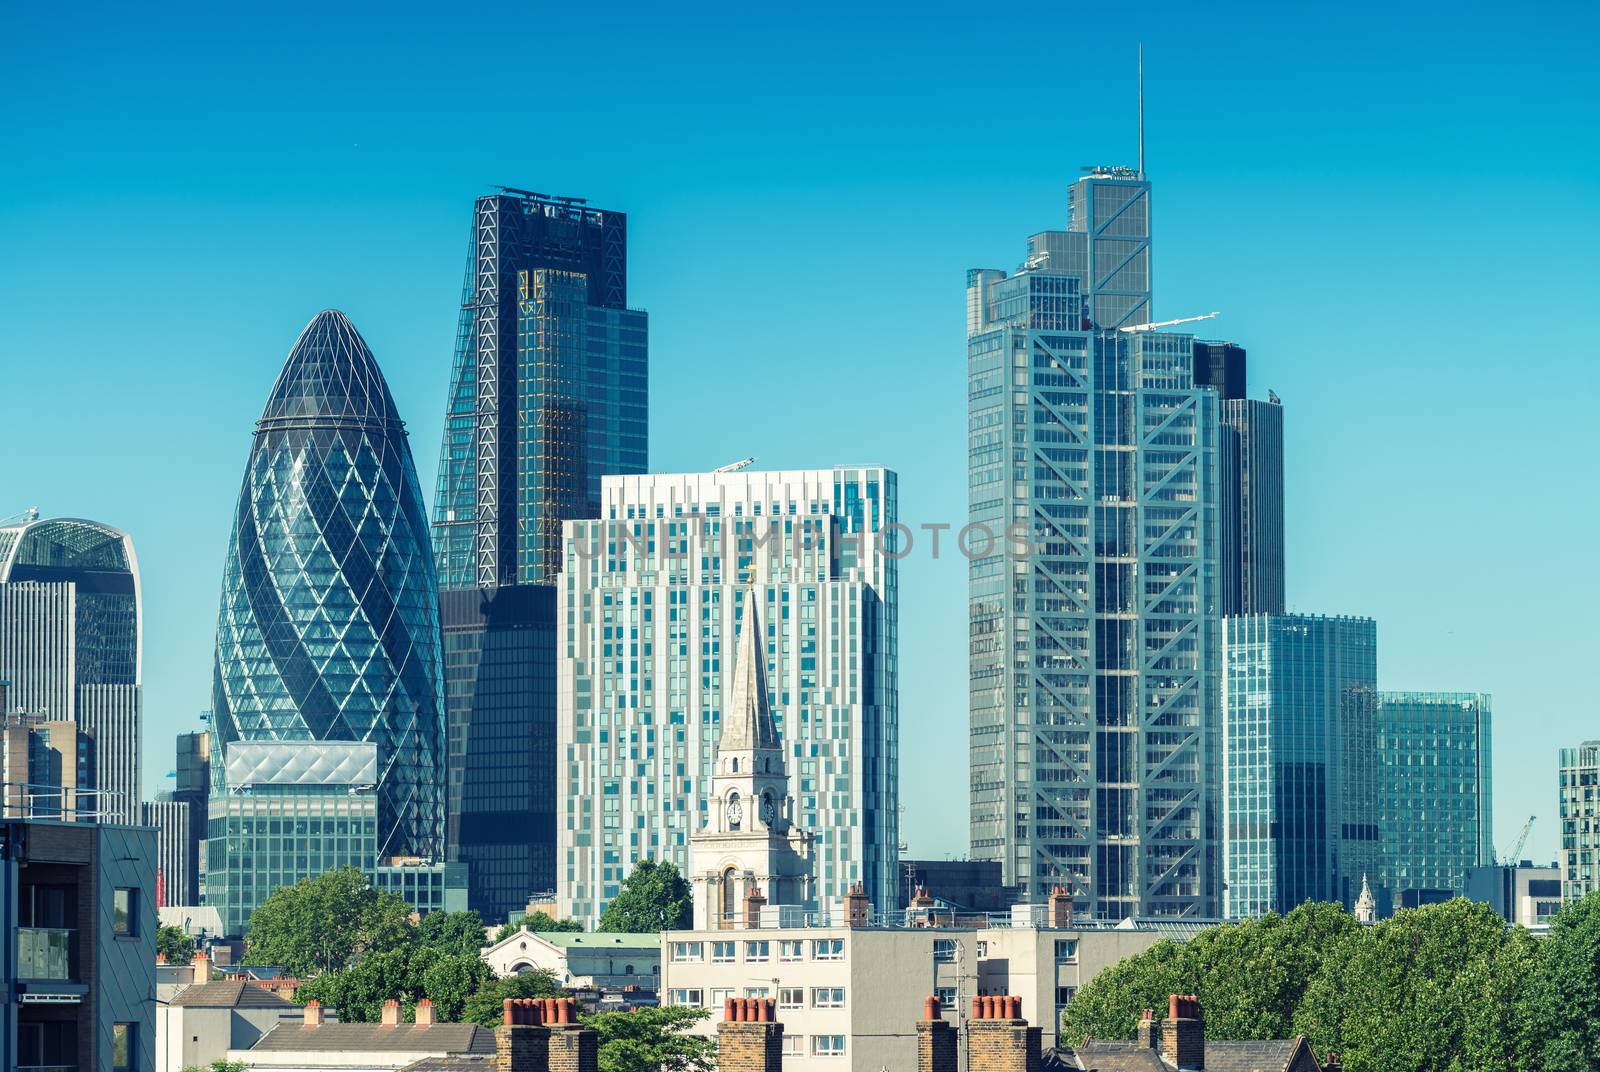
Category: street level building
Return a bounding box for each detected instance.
[431,189,649,921]
[1,817,157,1072]
[1466,861,1561,929]
[481,929,660,990]
[967,168,1221,917]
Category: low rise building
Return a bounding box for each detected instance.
[1,818,156,1072]
[481,929,660,990]
[230,998,495,1070]
[1467,861,1562,930]
[157,979,304,1072]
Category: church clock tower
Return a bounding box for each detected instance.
[689,579,814,929]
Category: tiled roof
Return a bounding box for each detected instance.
[169,981,299,1009]
[1048,1037,1315,1072]
[400,1058,493,1072]
[251,1022,495,1054]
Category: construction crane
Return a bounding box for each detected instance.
[1117,311,1221,333]
[712,457,755,473]
[1504,815,1536,865]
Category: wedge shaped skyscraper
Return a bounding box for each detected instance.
[212,310,447,884]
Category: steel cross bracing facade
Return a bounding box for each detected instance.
[967,172,1220,919]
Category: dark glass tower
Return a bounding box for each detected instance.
[212,310,446,861]
[432,190,647,919]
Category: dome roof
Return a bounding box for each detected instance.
[257,310,403,433]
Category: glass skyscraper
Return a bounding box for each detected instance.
[1559,741,1600,902]
[210,310,453,934]
[1222,614,1377,919]
[1377,691,1493,909]
[967,169,1221,918]
[0,513,142,822]
[556,468,898,924]
[431,189,648,920]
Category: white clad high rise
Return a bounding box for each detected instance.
[556,468,897,925]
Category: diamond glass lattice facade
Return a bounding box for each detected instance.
[967,171,1222,918]
[212,310,446,869]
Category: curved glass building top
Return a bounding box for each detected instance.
[213,310,445,860]
[0,514,142,685]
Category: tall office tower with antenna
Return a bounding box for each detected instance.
[431,189,648,920]
[967,165,1222,918]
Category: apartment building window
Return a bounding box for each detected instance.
[976,940,988,956]
[670,941,703,962]
[744,986,770,998]
[1056,985,1077,1009]
[782,1035,803,1056]
[933,938,956,963]
[112,1023,137,1071]
[669,988,703,1006]
[1054,939,1078,963]
[812,987,846,1008]
[711,988,734,1008]
[113,888,138,937]
[812,1035,846,1057]
[779,987,805,1008]
[745,939,770,962]
[813,938,844,961]
[779,939,806,962]
[712,941,736,963]
[935,986,956,1007]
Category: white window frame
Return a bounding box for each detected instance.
[779,939,806,962]
[812,938,844,961]
[670,941,703,962]
[745,939,770,962]
[711,940,736,963]
[779,987,805,1008]
[812,1034,846,1057]
[811,987,846,1009]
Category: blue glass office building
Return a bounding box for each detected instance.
[431,190,647,919]
[210,310,449,932]
[967,169,1222,918]
[1222,614,1378,919]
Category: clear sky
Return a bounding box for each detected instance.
[2,2,1596,865]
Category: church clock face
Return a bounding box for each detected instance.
[727,796,743,825]
[760,796,775,824]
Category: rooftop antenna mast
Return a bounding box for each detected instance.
[1138,43,1145,180]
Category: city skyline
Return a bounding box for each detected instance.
[4,5,1597,868]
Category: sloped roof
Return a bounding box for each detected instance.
[169,981,299,1009]
[535,932,660,950]
[251,1022,495,1054]
[1048,1037,1317,1072]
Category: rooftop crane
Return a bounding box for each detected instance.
[712,457,755,473]
[1504,814,1536,865]
[1117,311,1221,333]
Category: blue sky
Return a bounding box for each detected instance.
[2,2,1596,865]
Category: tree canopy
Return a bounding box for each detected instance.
[157,925,195,965]
[417,909,490,956]
[245,867,412,977]
[461,969,565,1027]
[583,1004,716,1072]
[597,859,692,933]
[495,911,584,942]
[295,945,493,1023]
[1059,895,1585,1072]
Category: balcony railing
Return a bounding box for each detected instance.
[18,927,74,981]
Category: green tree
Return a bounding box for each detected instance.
[495,912,584,942]
[180,1062,247,1072]
[1294,898,1532,1072]
[460,970,565,1027]
[157,925,195,965]
[296,946,492,1023]
[1517,890,1600,1071]
[596,860,691,933]
[246,867,413,976]
[1058,936,1195,1045]
[584,1005,716,1072]
[417,909,489,956]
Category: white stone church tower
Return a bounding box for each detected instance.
[689,580,815,929]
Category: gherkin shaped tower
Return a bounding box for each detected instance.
[213,310,445,861]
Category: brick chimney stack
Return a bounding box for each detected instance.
[381,999,401,1027]
[745,884,767,929]
[718,996,783,1072]
[916,996,957,1072]
[1136,1007,1156,1049]
[497,998,551,1072]
[545,997,596,1072]
[303,1000,323,1028]
[845,882,871,927]
[1048,885,1074,929]
[191,951,210,985]
[415,998,435,1027]
[1162,994,1204,1070]
[967,994,1040,1072]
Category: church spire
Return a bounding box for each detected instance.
[721,577,780,754]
